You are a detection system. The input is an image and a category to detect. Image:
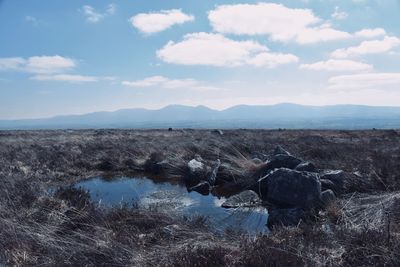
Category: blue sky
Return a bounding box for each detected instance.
[0,0,400,119]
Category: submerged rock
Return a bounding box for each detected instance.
[267,208,305,228]
[189,181,211,195]
[295,162,317,172]
[141,190,194,211]
[262,168,321,209]
[221,190,261,208]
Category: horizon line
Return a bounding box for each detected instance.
[3,102,400,121]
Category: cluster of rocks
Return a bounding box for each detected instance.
[186,145,346,228]
[255,146,345,227]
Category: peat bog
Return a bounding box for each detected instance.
[1,129,400,266]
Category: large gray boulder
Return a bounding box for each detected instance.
[221,190,261,208]
[261,168,321,209]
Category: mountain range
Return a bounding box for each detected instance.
[1,103,400,129]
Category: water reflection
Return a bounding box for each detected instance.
[75,176,269,234]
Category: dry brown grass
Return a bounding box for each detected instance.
[1,129,400,266]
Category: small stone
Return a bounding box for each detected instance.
[320,189,336,207]
[295,162,317,172]
[251,158,263,165]
[266,154,303,170]
[273,145,291,156]
[189,181,210,196]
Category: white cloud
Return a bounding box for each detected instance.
[0,56,104,83]
[130,9,194,34]
[331,6,348,20]
[300,59,372,72]
[208,3,351,44]
[0,57,26,71]
[355,28,386,38]
[31,74,98,82]
[328,72,400,90]
[81,4,116,23]
[25,55,76,74]
[0,55,75,74]
[331,36,400,58]
[106,4,116,15]
[156,32,298,67]
[25,15,39,25]
[122,76,218,91]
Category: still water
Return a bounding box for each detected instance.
[75,176,269,234]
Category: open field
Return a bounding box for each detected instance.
[1,129,400,266]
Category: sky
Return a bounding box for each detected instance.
[0,0,400,119]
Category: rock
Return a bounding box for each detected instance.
[320,179,337,192]
[251,158,263,165]
[144,153,166,174]
[267,208,305,228]
[251,152,268,161]
[168,127,173,131]
[320,170,345,193]
[188,159,205,174]
[257,175,269,200]
[262,168,321,209]
[221,190,261,208]
[273,145,291,156]
[212,129,224,135]
[214,163,235,185]
[186,157,209,184]
[97,159,114,171]
[320,189,336,207]
[189,181,210,196]
[295,162,317,172]
[266,154,303,171]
